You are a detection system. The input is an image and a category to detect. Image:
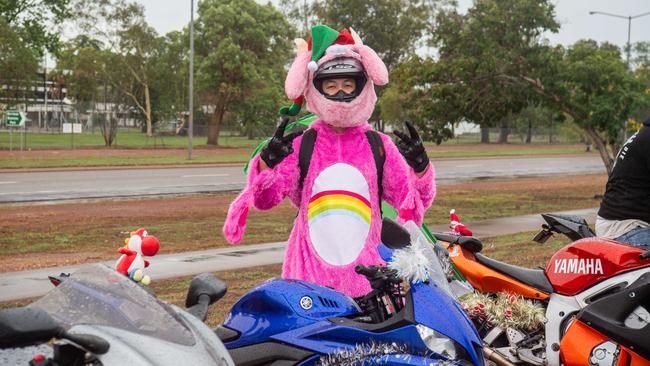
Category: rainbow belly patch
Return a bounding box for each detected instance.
[308,190,371,225]
[307,163,372,266]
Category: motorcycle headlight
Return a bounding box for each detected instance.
[416,324,473,365]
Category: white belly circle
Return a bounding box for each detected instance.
[307,163,372,266]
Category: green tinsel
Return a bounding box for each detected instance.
[460,292,546,331]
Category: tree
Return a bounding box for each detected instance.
[53,37,103,123]
[1,0,73,105]
[150,31,188,134]
[422,0,559,143]
[73,0,159,136]
[195,0,293,146]
[521,40,646,173]
[0,0,72,54]
[0,17,39,102]
[379,56,453,144]
[311,0,432,72]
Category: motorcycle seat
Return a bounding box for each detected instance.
[433,233,483,253]
[474,253,554,294]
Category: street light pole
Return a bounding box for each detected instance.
[589,10,650,143]
[589,10,650,69]
[626,15,632,67]
[188,0,195,160]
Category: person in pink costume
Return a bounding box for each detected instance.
[223,25,436,297]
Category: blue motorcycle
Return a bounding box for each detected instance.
[215,218,484,365]
[0,218,483,366]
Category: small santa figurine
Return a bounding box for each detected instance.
[450,209,473,236]
[115,228,160,285]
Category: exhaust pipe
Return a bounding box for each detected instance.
[483,346,516,366]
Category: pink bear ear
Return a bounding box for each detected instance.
[285,52,312,99]
[357,45,389,86]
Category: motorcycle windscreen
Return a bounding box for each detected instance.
[30,264,195,346]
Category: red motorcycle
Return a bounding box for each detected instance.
[435,213,650,366]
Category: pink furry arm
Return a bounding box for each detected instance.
[223,136,301,245]
[249,138,301,210]
[414,162,436,211]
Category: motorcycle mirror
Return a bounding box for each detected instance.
[380,218,411,250]
[186,273,227,308]
[641,250,650,260]
[0,307,63,348]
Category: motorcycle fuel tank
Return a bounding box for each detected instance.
[222,279,360,348]
[546,238,648,296]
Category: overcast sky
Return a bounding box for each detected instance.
[139,0,650,49]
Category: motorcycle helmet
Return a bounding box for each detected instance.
[313,58,367,103]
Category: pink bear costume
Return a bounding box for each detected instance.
[223,26,436,297]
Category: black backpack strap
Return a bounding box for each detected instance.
[365,130,386,208]
[299,128,317,188]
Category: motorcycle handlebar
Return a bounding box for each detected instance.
[355,265,376,277]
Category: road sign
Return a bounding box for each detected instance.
[5,111,25,127]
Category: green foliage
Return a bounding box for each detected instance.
[380,56,453,144]
[557,41,639,144]
[520,39,648,172]
[195,0,294,145]
[150,31,188,125]
[0,0,71,55]
[430,0,558,127]
[54,37,104,107]
[382,0,559,144]
[0,17,39,102]
[0,0,73,103]
[311,0,432,70]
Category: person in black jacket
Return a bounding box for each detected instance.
[596,116,650,248]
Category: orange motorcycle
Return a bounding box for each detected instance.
[434,213,650,366]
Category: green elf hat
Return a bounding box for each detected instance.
[307,24,341,71]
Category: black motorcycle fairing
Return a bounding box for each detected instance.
[540,213,595,241]
[215,325,240,343]
[381,217,411,250]
[329,288,415,333]
[227,341,314,366]
[577,271,650,360]
[474,253,554,294]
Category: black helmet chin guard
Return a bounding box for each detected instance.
[313,58,367,103]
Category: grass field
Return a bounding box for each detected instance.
[0,174,606,272]
[0,129,262,149]
[0,230,571,327]
[0,133,592,169]
[0,128,582,150]
[0,146,592,169]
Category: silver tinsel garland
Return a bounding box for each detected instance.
[317,341,467,366]
[317,342,409,366]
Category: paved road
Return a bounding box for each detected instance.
[0,208,598,302]
[0,156,605,203]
